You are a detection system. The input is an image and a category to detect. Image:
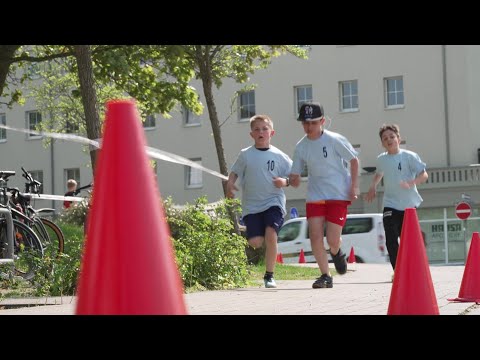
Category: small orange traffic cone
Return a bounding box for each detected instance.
[348,247,356,263]
[298,249,306,263]
[448,232,480,303]
[276,253,284,264]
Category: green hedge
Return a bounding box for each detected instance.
[29,196,249,295]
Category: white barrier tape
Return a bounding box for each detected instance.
[0,125,228,181]
[25,194,85,202]
[0,124,99,147]
[145,146,228,180]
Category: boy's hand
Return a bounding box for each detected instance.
[272,176,287,188]
[349,186,360,201]
[226,182,238,198]
[364,187,376,202]
[289,174,301,188]
[399,180,413,189]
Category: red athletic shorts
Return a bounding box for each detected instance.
[306,200,351,226]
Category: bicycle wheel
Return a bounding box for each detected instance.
[39,217,64,254]
[30,217,50,246]
[0,218,8,259]
[12,219,44,280]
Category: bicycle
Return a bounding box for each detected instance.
[9,167,65,255]
[0,170,44,280]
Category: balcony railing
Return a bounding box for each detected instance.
[360,164,480,192]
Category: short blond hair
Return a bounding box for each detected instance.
[67,179,77,189]
[249,114,274,130]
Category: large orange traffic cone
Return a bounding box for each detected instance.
[298,249,306,263]
[348,247,356,263]
[448,232,480,303]
[387,208,439,315]
[75,100,187,315]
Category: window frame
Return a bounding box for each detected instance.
[339,80,359,112]
[384,76,404,109]
[143,114,156,130]
[29,170,44,193]
[182,106,201,127]
[64,168,81,189]
[185,158,203,189]
[238,90,256,122]
[26,111,43,140]
[65,120,79,134]
[294,85,313,117]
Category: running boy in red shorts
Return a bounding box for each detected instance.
[289,103,359,288]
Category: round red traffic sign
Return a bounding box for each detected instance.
[455,202,472,220]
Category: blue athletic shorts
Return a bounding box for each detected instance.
[243,206,284,239]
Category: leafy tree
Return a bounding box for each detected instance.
[2,45,201,171]
[179,45,307,196]
[176,46,308,232]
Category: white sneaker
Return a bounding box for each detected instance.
[264,277,277,288]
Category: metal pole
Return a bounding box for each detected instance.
[463,219,467,265]
[443,208,448,264]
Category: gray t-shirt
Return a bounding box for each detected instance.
[230,145,292,217]
[291,130,358,202]
[376,149,426,210]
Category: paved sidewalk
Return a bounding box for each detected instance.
[0,263,479,315]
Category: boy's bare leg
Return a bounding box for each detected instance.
[264,226,278,273]
[326,222,343,256]
[308,217,329,275]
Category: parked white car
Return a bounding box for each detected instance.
[277,214,389,264]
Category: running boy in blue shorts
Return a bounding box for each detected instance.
[226,114,292,288]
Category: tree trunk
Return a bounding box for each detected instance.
[0,45,21,98]
[195,46,240,235]
[73,45,101,173]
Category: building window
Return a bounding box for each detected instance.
[295,85,313,116]
[238,90,255,121]
[65,120,79,134]
[144,114,156,129]
[65,168,81,188]
[29,170,44,193]
[385,76,404,108]
[0,114,6,142]
[340,80,358,112]
[27,63,42,80]
[183,106,200,127]
[26,111,42,139]
[185,158,203,189]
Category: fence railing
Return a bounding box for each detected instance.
[367,164,480,191]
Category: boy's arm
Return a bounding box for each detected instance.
[364,172,384,203]
[400,169,428,189]
[226,172,239,199]
[350,157,360,200]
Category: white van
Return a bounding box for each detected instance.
[277,214,388,264]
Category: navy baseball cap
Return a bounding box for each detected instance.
[297,102,324,121]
